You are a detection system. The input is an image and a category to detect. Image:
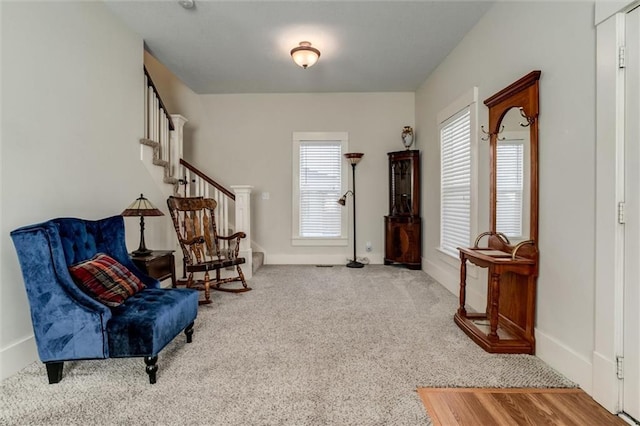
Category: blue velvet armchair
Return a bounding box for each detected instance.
[10,215,199,384]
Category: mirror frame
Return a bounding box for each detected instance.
[484,71,541,244]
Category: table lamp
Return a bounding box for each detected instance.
[121,194,164,256]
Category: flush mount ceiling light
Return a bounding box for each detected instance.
[178,0,195,9]
[290,41,321,69]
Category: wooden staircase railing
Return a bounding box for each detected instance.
[141,66,254,277]
[143,68,175,172]
[177,159,234,239]
[176,160,254,278]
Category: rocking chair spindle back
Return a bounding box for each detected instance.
[167,196,251,305]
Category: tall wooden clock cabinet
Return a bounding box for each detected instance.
[384,150,421,270]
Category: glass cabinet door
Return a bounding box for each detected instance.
[388,150,419,217]
[391,159,413,215]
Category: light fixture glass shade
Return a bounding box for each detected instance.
[121,194,164,217]
[291,41,320,69]
[178,0,195,9]
[344,152,364,165]
[337,191,352,206]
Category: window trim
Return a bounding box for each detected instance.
[292,132,349,246]
[437,87,478,258]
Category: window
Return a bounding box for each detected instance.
[496,140,524,238]
[438,88,477,257]
[292,132,348,246]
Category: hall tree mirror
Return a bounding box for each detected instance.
[488,71,540,245]
[454,71,541,354]
[495,107,531,243]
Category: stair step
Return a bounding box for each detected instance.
[139,138,159,148]
[252,251,264,274]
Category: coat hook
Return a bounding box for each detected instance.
[519,107,535,127]
[480,125,491,141]
[480,125,504,141]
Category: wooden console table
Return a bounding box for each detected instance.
[454,243,538,354]
[130,250,176,288]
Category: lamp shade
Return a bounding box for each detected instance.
[344,152,364,165]
[291,41,320,69]
[121,194,163,257]
[121,194,164,217]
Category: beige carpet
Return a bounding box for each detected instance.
[1,265,574,425]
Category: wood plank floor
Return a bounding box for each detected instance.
[417,388,626,426]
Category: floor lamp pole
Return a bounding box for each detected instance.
[347,161,364,268]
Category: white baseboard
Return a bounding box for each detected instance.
[266,253,384,265]
[426,253,604,405]
[425,253,600,405]
[591,351,620,413]
[423,256,485,312]
[535,327,593,393]
[0,335,37,381]
[423,256,459,294]
[251,240,266,255]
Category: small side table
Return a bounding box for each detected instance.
[130,250,176,288]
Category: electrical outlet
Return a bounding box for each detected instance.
[365,241,372,252]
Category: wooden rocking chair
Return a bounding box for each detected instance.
[167,196,251,305]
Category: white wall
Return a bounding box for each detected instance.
[0,2,171,379]
[144,54,415,264]
[0,0,602,398]
[192,93,415,265]
[143,51,204,155]
[416,1,597,391]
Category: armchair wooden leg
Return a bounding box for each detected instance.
[184,322,194,343]
[144,356,158,384]
[45,362,64,384]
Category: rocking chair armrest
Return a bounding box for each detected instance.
[183,236,206,246]
[217,232,246,241]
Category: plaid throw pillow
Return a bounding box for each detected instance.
[69,253,146,307]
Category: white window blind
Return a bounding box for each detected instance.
[299,141,343,237]
[440,107,471,256]
[496,142,524,237]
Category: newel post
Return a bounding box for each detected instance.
[231,185,253,279]
[169,114,188,177]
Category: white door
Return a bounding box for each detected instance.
[624,5,640,422]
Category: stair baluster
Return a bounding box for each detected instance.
[141,67,255,277]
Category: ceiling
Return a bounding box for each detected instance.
[105,1,493,94]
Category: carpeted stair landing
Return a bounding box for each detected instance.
[252,251,264,274]
[0,265,574,425]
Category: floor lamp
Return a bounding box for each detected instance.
[338,152,364,268]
